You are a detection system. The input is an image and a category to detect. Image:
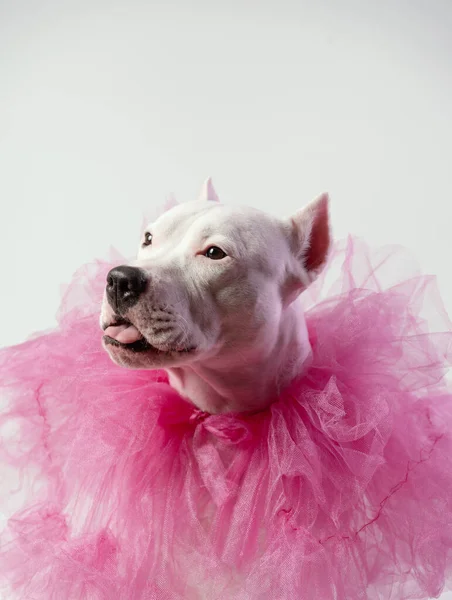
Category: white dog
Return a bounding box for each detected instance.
[100,181,331,414]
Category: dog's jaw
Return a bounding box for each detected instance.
[166,305,311,414]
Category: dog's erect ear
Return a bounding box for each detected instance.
[287,192,331,281]
[197,177,220,203]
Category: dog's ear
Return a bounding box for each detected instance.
[287,192,331,282]
[197,177,220,203]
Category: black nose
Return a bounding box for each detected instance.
[106,266,147,313]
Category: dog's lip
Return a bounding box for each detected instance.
[103,335,196,355]
[103,335,152,353]
[101,317,129,332]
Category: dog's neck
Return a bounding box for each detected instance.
[167,305,310,414]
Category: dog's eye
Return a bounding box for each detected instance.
[205,246,227,260]
[142,232,153,247]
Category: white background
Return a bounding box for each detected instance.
[0,1,451,597]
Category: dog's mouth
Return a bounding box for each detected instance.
[103,318,148,351]
[102,318,194,355]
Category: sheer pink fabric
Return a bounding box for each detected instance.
[0,237,451,599]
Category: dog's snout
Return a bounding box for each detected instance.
[106,266,147,313]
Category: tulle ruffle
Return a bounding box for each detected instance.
[0,237,451,599]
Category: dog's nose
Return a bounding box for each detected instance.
[106,266,147,313]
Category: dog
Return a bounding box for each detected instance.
[100,180,331,414]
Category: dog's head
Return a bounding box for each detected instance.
[100,183,331,371]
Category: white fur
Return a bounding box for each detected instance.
[101,183,331,413]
